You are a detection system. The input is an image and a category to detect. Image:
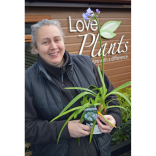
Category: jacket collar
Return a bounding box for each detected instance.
[37,50,73,81]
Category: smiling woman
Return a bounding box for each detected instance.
[33,25,65,67]
[25,19,122,156]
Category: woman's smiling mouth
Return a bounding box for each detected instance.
[49,52,59,56]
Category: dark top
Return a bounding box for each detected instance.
[25,52,122,156]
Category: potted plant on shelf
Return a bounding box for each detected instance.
[50,8,131,145]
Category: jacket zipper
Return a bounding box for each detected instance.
[60,67,75,103]
[63,82,74,100]
[66,68,81,94]
[83,137,90,156]
[60,67,64,87]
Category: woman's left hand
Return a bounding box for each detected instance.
[96,114,116,133]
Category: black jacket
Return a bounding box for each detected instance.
[25,51,122,156]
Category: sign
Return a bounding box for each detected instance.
[69,16,129,63]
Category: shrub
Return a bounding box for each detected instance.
[111,87,131,146]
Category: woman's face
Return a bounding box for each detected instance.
[35,25,65,67]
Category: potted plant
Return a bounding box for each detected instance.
[50,8,131,145]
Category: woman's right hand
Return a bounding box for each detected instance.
[68,119,91,138]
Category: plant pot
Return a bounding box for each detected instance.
[84,107,102,134]
[111,138,131,156]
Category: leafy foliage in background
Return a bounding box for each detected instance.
[118,88,131,122]
[111,120,131,146]
[111,87,131,146]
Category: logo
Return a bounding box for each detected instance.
[68,16,129,60]
[100,21,121,39]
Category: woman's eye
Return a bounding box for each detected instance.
[44,41,48,44]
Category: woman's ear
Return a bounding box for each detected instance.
[33,46,38,54]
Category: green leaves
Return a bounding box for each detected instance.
[107,105,127,112]
[104,81,131,108]
[50,80,131,144]
[117,88,131,123]
[100,21,121,39]
[113,81,131,92]
[98,111,116,128]
[100,30,116,39]
[78,112,85,146]
[50,106,82,123]
[65,87,97,96]
[111,88,131,146]
[101,21,121,32]
[105,91,131,106]
[89,120,97,143]
[97,67,107,98]
[60,91,96,114]
[74,103,90,119]
[98,66,104,86]
[56,111,77,144]
[111,120,131,146]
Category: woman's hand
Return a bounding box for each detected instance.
[96,115,116,133]
[68,119,91,138]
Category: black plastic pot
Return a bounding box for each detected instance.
[111,139,131,156]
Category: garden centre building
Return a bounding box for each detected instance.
[25,0,131,88]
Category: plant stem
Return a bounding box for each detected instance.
[95,17,104,80]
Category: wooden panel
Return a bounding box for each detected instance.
[102,65,131,77]
[55,0,97,1]
[25,35,32,42]
[25,15,51,23]
[25,7,131,87]
[25,0,130,3]
[96,58,131,70]
[108,72,131,82]
[25,8,131,18]
[113,78,131,88]
[97,0,131,3]
[25,15,51,42]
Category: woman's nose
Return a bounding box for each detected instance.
[50,41,57,49]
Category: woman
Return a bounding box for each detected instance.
[25,19,122,156]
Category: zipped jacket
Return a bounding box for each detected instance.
[25,51,122,156]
